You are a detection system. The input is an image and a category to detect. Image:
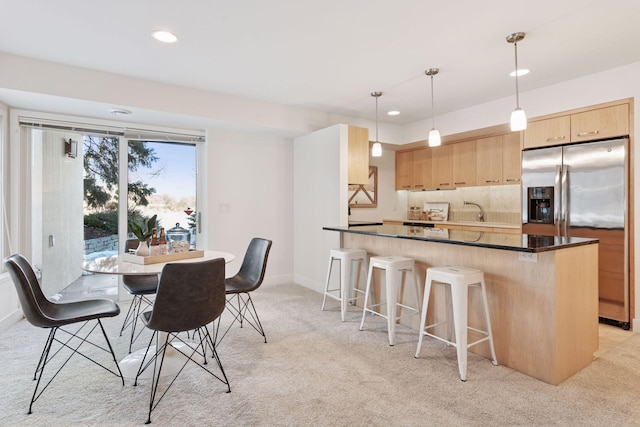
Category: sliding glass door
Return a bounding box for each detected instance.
[24,120,202,298]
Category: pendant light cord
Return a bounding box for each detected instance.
[514,42,520,109]
[430,74,436,129]
[375,95,379,143]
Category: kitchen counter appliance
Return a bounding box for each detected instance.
[521,137,629,329]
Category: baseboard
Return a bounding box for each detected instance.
[0,308,24,333]
[262,274,293,287]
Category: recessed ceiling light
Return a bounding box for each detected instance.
[152,30,178,43]
[387,110,400,116]
[110,108,131,116]
[510,69,529,77]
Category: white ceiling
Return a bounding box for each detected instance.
[1,0,640,130]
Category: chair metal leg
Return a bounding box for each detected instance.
[216,292,267,345]
[142,327,231,424]
[28,320,124,414]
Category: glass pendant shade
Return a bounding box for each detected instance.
[428,129,441,147]
[510,108,527,131]
[371,142,382,157]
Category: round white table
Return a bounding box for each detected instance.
[82,250,235,379]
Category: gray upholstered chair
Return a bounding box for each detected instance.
[119,239,159,353]
[216,238,272,345]
[133,258,230,424]
[3,254,123,414]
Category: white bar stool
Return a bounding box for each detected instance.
[359,256,421,345]
[415,266,498,381]
[322,248,368,321]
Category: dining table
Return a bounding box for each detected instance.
[82,250,235,380]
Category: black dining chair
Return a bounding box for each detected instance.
[119,239,159,353]
[215,238,272,345]
[3,254,124,414]
[133,258,230,424]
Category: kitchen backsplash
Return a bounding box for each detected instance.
[407,185,521,225]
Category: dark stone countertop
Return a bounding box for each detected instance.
[323,224,598,253]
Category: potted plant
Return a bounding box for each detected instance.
[128,214,157,256]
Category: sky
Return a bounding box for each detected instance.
[129,141,196,200]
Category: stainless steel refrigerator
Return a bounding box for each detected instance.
[521,138,629,329]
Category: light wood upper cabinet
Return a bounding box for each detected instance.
[523,116,571,149]
[502,132,522,185]
[452,140,476,187]
[524,103,629,149]
[395,150,413,190]
[431,145,453,189]
[571,104,629,142]
[395,148,432,190]
[475,136,503,185]
[347,126,369,185]
[412,148,432,190]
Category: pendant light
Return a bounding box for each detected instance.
[507,32,527,131]
[371,91,382,157]
[424,68,441,147]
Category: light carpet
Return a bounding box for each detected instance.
[1,282,639,426]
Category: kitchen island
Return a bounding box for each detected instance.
[323,225,599,385]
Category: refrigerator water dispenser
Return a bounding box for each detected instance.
[527,186,554,224]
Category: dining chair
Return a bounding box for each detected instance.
[119,239,159,353]
[3,254,124,414]
[133,258,230,424]
[215,237,272,345]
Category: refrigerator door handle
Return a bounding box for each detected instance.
[554,165,562,236]
[561,165,569,237]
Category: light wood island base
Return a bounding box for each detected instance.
[342,232,599,385]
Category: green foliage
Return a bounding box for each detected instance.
[84,210,118,234]
[83,136,158,210]
[128,214,158,242]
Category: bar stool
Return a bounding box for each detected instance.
[359,256,421,345]
[415,266,498,381]
[322,248,368,321]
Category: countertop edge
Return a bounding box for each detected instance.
[323,225,599,253]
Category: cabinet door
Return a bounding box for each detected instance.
[523,116,570,149]
[571,104,629,142]
[412,148,432,190]
[475,136,502,185]
[395,150,413,190]
[452,140,476,187]
[431,145,453,189]
[502,133,522,185]
[347,126,369,184]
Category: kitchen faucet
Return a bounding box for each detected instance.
[464,201,484,222]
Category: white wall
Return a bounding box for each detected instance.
[0,101,21,332]
[293,125,346,293]
[204,128,293,285]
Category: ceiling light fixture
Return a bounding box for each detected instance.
[152,30,178,43]
[109,108,131,116]
[371,91,382,157]
[507,32,527,131]
[510,69,529,77]
[424,68,441,147]
[387,110,400,116]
